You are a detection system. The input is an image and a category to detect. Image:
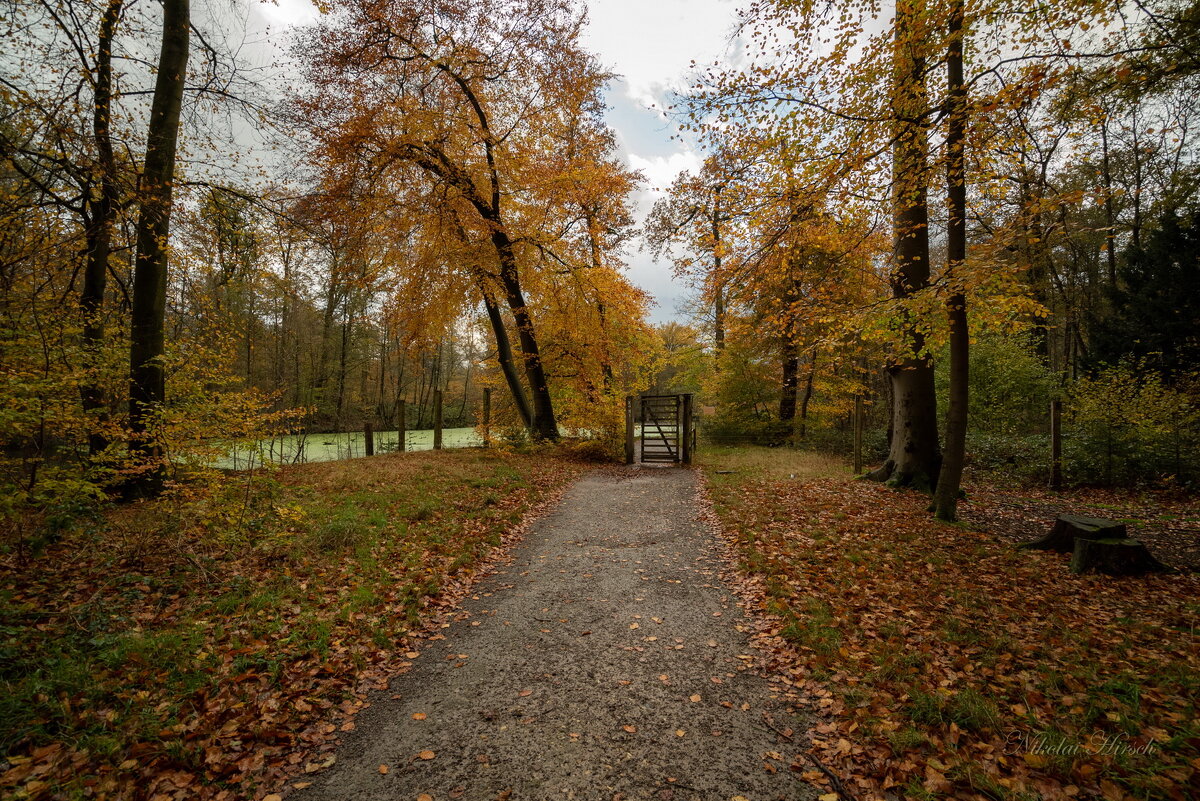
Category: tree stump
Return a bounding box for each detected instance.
[1071,537,1168,576]
[1019,514,1169,575]
[1019,514,1127,553]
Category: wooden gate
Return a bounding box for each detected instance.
[625,394,694,465]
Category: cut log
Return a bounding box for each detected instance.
[1071,537,1168,576]
[1019,514,1127,553]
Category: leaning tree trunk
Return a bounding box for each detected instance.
[867,0,941,492]
[934,0,969,520]
[80,0,123,457]
[127,0,189,496]
[479,286,533,430]
[494,231,558,441]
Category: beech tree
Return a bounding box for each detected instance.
[294,0,619,441]
[933,0,968,519]
[127,0,189,494]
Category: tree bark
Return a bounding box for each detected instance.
[867,0,941,492]
[127,0,189,496]
[779,335,799,422]
[79,0,123,457]
[1070,537,1167,576]
[494,230,557,440]
[478,282,533,430]
[934,0,969,520]
[712,189,726,352]
[799,349,817,438]
[1020,514,1126,553]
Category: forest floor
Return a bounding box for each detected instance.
[0,449,585,800]
[3,447,1197,801]
[700,447,1199,801]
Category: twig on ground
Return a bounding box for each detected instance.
[760,713,859,801]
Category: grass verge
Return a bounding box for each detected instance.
[1,448,583,799]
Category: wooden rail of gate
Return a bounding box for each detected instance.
[625,394,693,465]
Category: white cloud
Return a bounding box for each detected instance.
[583,0,739,111]
[255,0,321,28]
[628,150,702,194]
[581,1,739,323]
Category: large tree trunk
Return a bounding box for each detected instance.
[934,0,969,521]
[779,334,799,422]
[127,0,189,496]
[867,0,941,492]
[493,231,557,441]
[80,0,123,457]
[479,285,532,430]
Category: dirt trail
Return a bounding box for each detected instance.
[292,467,811,801]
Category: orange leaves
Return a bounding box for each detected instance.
[703,466,1200,801]
[415,750,436,761]
[0,451,585,800]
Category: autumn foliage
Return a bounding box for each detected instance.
[702,459,1199,801]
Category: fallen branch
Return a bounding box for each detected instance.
[760,713,859,801]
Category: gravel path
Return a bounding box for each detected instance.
[292,467,812,801]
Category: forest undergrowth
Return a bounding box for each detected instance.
[700,447,1198,801]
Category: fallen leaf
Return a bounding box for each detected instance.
[412,712,427,720]
[378,764,389,774]
[416,750,436,760]
[623,725,637,733]
[689,694,701,702]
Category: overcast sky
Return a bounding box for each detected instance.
[250,0,744,323]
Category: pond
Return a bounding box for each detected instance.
[217,427,485,469]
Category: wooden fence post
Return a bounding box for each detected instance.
[482,387,492,446]
[433,389,443,450]
[1050,398,1063,490]
[681,393,694,465]
[624,396,635,465]
[397,399,406,453]
[364,421,374,457]
[853,394,864,474]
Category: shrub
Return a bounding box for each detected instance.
[1065,363,1200,486]
[559,437,617,463]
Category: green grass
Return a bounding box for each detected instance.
[698,445,1200,800]
[0,448,581,798]
[697,444,849,482]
